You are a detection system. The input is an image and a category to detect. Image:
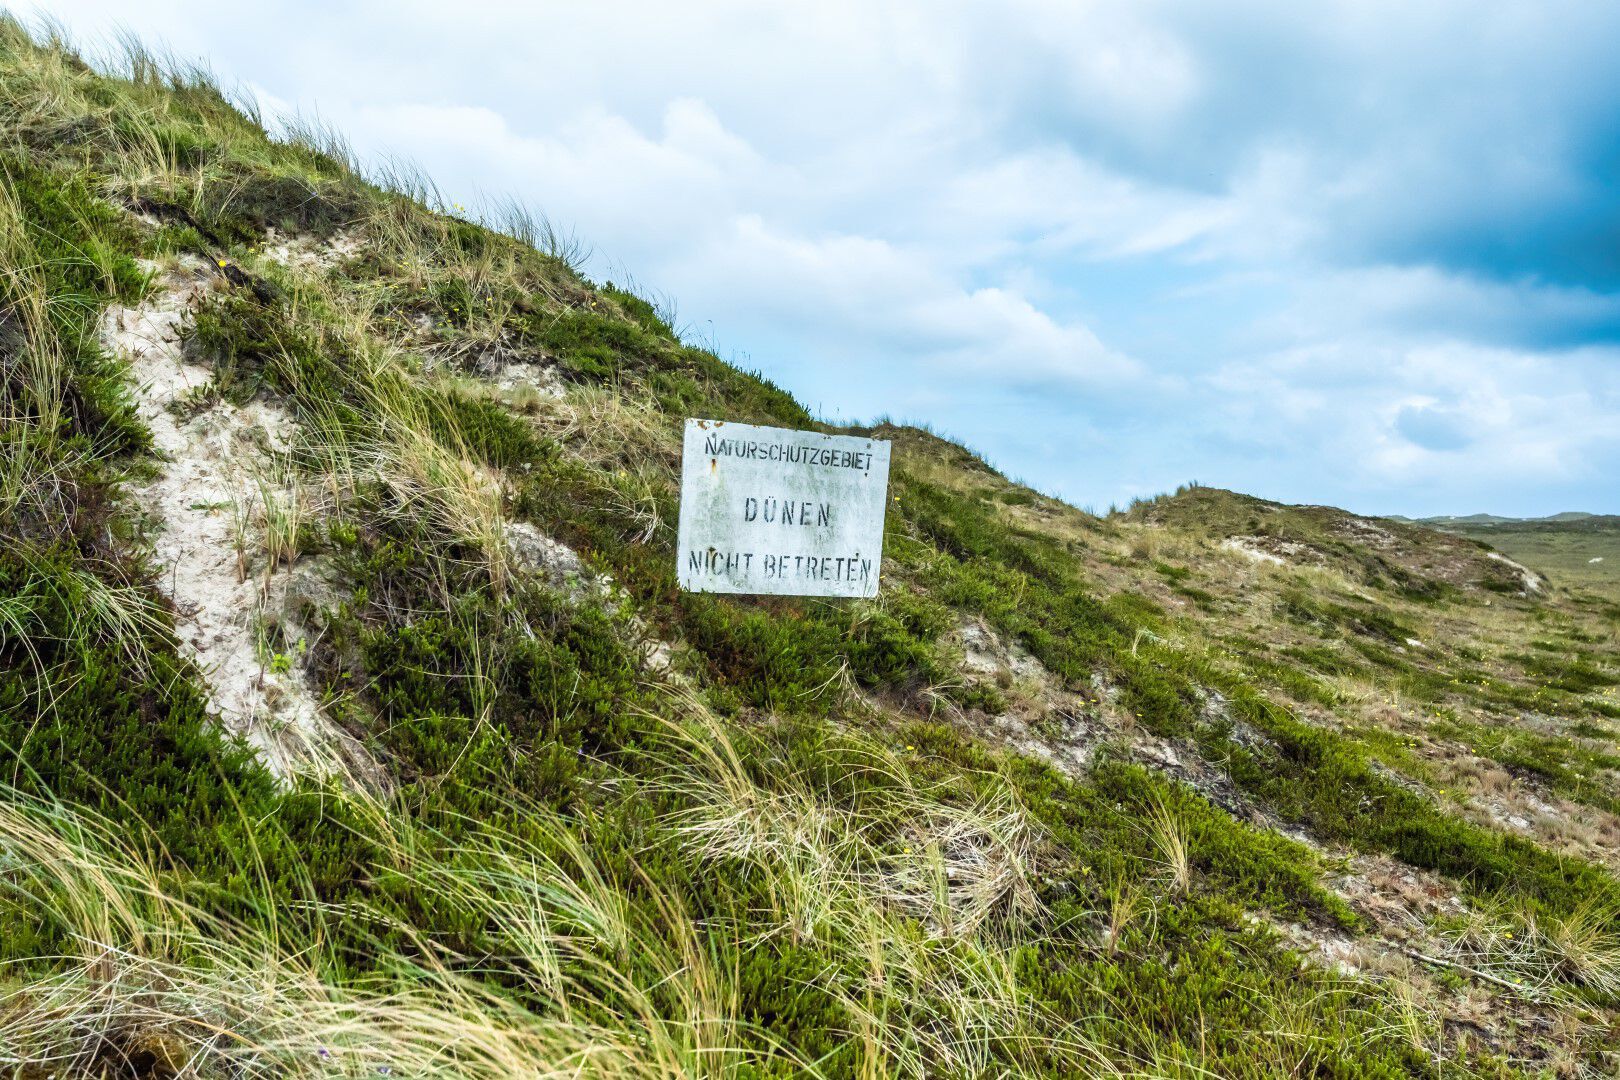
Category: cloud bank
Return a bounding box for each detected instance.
[38,0,1620,514]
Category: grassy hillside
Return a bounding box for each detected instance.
[1,20,1619,1077]
[1422,515,1620,602]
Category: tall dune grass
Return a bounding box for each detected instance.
[0,742,1091,1080]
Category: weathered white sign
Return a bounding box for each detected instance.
[676,418,891,597]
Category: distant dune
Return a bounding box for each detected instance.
[1419,513,1620,599]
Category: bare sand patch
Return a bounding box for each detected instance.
[104,257,379,785]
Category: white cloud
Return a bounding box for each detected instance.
[336,94,1154,392]
[678,215,1148,388]
[931,149,1234,262]
[1247,263,1620,350]
[1208,339,1620,498]
[34,0,1620,514]
[344,98,776,255]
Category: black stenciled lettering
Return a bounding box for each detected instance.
[702,431,878,472]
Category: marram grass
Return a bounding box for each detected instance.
[1,11,1619,1076]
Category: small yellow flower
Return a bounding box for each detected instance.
[904,744,914,751]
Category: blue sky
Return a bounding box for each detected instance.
[39,1,1620,516]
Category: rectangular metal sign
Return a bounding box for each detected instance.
[676,418,891,597]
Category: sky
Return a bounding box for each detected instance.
[35,1,1620,516]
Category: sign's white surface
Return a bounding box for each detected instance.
[676,419,891,597]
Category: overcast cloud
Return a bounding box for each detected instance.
[34,0,1620,515]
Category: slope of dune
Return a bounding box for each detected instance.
[2,21,1620,1078]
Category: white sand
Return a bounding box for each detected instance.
[103,258,369,783]
[1220,536,1285,565]
[1485,551,1543,594]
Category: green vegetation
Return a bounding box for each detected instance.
[1,16,1619,1077]
[1426,514,1620,601]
